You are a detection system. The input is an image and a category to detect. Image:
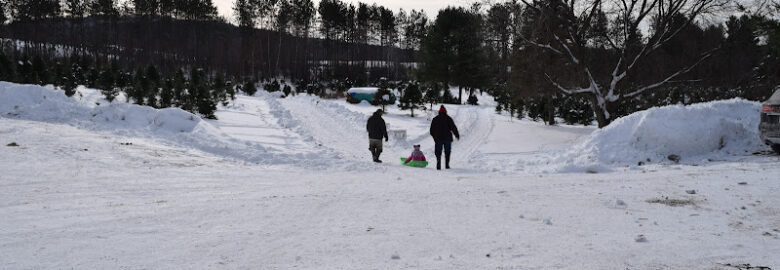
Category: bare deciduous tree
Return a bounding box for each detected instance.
[519,0,730,127]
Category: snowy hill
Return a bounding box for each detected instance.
[1,82,779,269]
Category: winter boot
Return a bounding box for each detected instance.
[436,154,441,170]
[445,152,451,169]
[374,151,383,163]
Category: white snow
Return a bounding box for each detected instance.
[1,82,779,269]
[346,87,379,94]
[550,99,765,172]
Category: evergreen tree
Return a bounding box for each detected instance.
[86,67,99,88]
[190,68,216,118]
[558,96,594,126]
[65,0,88,17]
[145,65,160,107]
[98,69,119,103]
[282,83,292,97]
[61,63,77,97]
[441,86,457,104]
[173,69,186,107]
[131,67,148,105]
[371,78,394,111]
[467,94,478,105]
[422,82,441,110]
[226,79,236,100]
[264,79,280,92]
[159,77,174,108]
[0,53,16,81]
[242,80,257,95]
[233,0,255,28]
[30,55,49,85]
[89,0,118,16]
[421,7,486,103]
[0,0,7,24]
[212,72,227,106]
[399,82,422,117]
[10,0,61,21]
[52,59,68,86]
[16,57,32,83]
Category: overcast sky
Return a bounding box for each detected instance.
[212,0,469,22]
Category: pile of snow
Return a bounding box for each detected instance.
[551,99,764,172]
[0,82,200,133]
[0,82,332,167]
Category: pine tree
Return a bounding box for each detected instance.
[131,67,148,105]
[99,70,119,102]
[264,79,280,92]
[159,77,174,108]
[173,69,186,107]
[282,84,292,97]
[90,0,119,16]
[31,55,49,85]
[0,53,16,81]
[226,79,236,100]
[86,67,99,88]
[16,56,32,83]
[145,65,160,108]
[467,94,478,105]
[371,77,394,111]
[190,68,216,119]
[441,86,457,104]
[399,82,422,117]
[0,0,7,24]
[422,82,441,110]
[65,0,88,17]
[212,72,227,106]
[242,80,257,95]
[62,64,78,97]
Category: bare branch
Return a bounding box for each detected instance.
[545,73,595,95]
[622,46,720,98]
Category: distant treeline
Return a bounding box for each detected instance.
[0,0,422,84]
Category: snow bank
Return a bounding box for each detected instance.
[0,82,334,167]
[551,99,764,172]
[0,82,202,134]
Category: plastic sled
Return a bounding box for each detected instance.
[400,158,429,168]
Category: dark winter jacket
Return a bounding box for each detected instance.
[366,112,388,140]
[430,112,460,142]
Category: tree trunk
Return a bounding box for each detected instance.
[589,94,612,128]
[458,86,462,104]
[546,95,555,125]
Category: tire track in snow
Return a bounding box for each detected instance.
[278,96,375,168]
[449,106,494,170]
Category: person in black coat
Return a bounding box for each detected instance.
[366,109,389,162]
[430,105,460,170]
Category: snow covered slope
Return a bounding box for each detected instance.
[2,117,779,269]
[1,82,779,269]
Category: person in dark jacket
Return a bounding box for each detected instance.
[366,109,389,163]
[429,105,460,170]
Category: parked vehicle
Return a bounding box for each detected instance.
[759,88,780,154]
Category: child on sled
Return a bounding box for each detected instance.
[404,144,427,164]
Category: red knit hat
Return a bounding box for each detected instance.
[439,106,447,113]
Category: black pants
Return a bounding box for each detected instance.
[434,140,452,157]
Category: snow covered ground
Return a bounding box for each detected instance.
[1,83,779,269]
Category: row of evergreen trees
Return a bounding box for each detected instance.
[0,52,255,119]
